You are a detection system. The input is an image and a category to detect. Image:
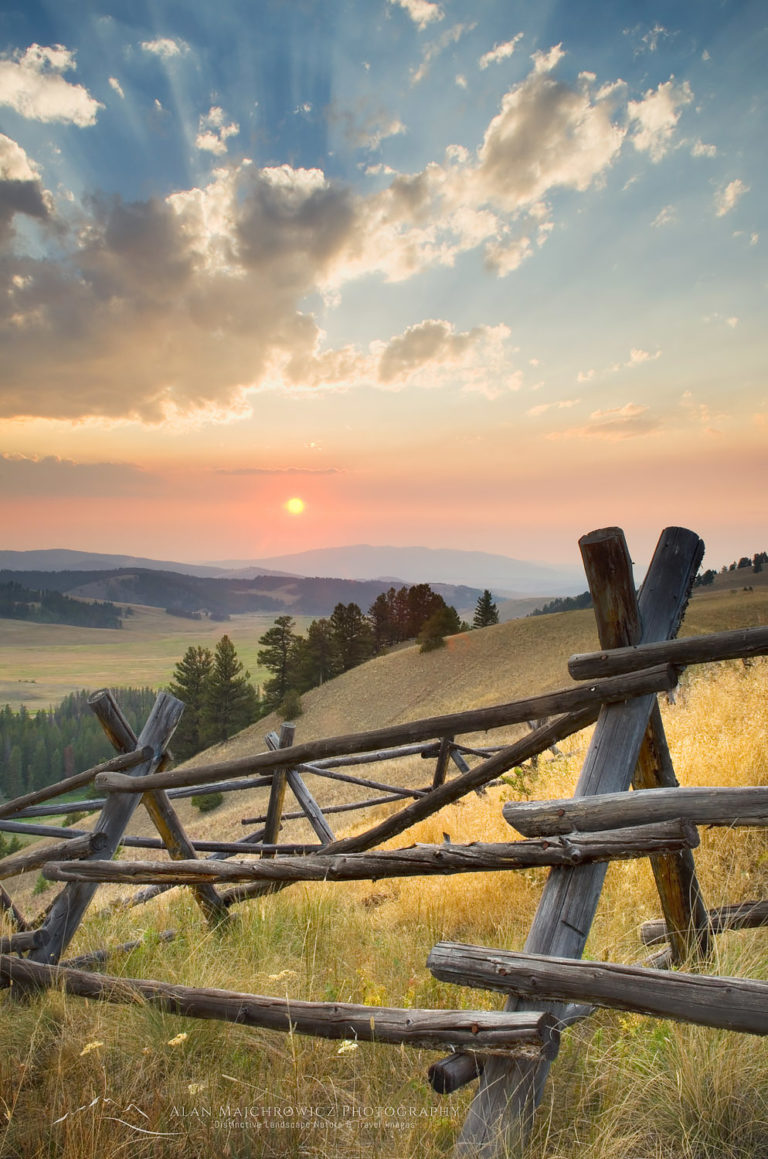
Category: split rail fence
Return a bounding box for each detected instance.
[2,524,768,1158]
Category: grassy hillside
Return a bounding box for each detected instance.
[1,586,768,1158]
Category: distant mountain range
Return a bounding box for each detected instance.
[0,545,586,610]
[209,545,585,596]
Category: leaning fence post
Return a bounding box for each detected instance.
[579,528,710,963]
[452,526,703,1159]
[29,691,185,965]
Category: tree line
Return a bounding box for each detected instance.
[0,580,123,629]
[0,688,156,801]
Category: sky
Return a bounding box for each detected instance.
[0,0,765,572]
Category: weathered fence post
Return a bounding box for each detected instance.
[579,528,710,963]
[452,526,703,1158]
[29,691,184,965]
[262,724,296,857]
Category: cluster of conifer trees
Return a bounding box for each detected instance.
[0,581,123,629]
[0,688,156,800]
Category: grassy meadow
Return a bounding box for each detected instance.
[1,586,768,1157]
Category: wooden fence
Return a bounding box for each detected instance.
[1,523,768,1158]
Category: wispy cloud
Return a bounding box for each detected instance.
[479,34,523,70]
[215,466,342,476]
[0,453,156,496]
[715,178,749,217]
[551,402,660,440]
[140,37,190,59]
[388,0,444,30]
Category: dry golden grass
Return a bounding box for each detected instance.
[2,590,768,1157]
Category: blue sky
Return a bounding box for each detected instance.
[0,0,765,567]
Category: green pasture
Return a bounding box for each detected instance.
[0,605,314,710]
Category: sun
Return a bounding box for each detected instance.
[284,496,305,515]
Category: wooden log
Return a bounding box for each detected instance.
[42,821,699,886]
[295,763,427,798]
[569,625,768,681]
[262,725,295,856]
[61,929,177,970]
[0,954,560,1057]
[240,792,417,826]
[27,691,185,966]
[0,748,151,820]
[316,742,440,768]
[503,786,768,836]
[95,690,229,927]
[455,526,704,1157]
[428,943,768,1036]
[432,737,454,789]
[0,883,30,932]
[641,900,768,945]
[286,770,334,843]
[93,666,679,796]
[0,831,109,880]
[0,930,40,953]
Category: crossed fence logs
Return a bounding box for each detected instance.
[1,524,768,1159]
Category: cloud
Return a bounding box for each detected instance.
[388,0,444,30]
[0,44,103,126]
[691,139,716,158]
[195,106,239,155]
[627,347,661,365]
[109,77,125,100]
[0,452,155,497]
[140,37,189,59]
[651,204,676,228]
[628,77,692,160]
[715,178,749,217]
[479,34,523,70]
[0,134,50,241]
[527,397,580,417]
[470,48,626,210]
[552,402,660,440]
[215,466,342,475]
[412,22,474,84]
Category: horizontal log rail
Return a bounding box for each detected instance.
[427,943,768,1035]
[240,791,418,826]
[42,821,698,887]
[569,625,768,681]
[503,785,768,837]
[641,899,768,945]
[61,929,177,970]
[0,748,152,820]
[0,931,40,953]
[0,954,560,1057]
[0,820,318,858]
[94,665,678,796]
[0,831,109,880]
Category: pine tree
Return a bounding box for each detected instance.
[168,645,214,760]
[418,604,462,652]
[473,589,499,628]
[200,636,260,746]
[258,615,298,709]
[292,618,342,690]
[329,603,375,671]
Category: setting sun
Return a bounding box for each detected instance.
[285,497,305,515]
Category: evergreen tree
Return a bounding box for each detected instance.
[258,615,299,708]
[168,645,214,760]
[418,604,462,652]
[473,589,499,628]
[330,603,375,671]
[292,618,342,690]
[200,635,260,746]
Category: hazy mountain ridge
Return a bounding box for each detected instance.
[0,567,485,620]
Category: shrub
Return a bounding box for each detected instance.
[190,791,224,813]
[278,689,303,720]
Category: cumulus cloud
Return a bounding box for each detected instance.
[0,50,696,424]
[0,134,50,241]
[479,34,523,69]
[691,139,716,158]
[0,43,103,125]
[140,37,190,59]
[195,106,239,155]
[0,452,155,497]
[628,77,692,160]
[715,178,749,217]
[388,0,444,29]
[551,402,660,440]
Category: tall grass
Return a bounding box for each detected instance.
[1,660,767,1157]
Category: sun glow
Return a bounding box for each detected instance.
[285,496,305,515]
